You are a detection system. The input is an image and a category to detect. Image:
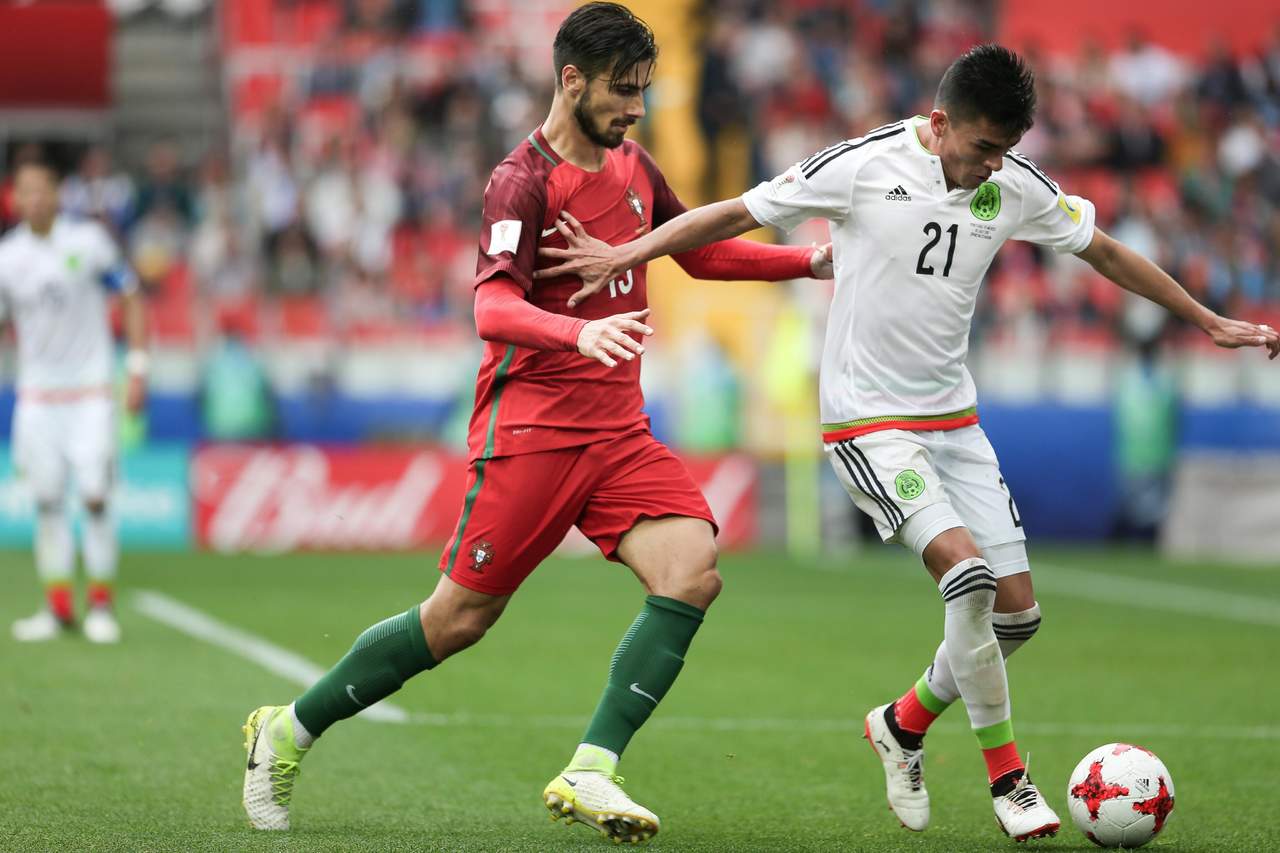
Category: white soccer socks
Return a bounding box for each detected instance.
[937,558,1008,730]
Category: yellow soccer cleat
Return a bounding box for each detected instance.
[242,705,308,830]
[543,770,660,845]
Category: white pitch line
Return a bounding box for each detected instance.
[1034,562,1280,628]
[133,589,408,723]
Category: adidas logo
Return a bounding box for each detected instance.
[885,185,912,201]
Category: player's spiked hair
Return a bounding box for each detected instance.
[553,2,658,90]
[936,44,1037,135]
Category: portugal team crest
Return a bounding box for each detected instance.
[625,187,648,232]
[970,181,1001,221]
[469,540,495,572]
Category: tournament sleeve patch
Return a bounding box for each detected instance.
[488,220,523,256]
[770,167,802,199]
[1057,194,1083,225]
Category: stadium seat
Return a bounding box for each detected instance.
[277,295,330,340]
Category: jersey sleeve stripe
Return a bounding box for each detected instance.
[1004,152,1059,197]
[1006,151,1059,191]
[800,141,853,172]
[802,143,855,178]
[802,126,906,179]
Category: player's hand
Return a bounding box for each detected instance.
[534,211,629,308]
[577,308,653,368]
[1206,315,1280,359]
[810,242,834,279]
[125,374,147,414]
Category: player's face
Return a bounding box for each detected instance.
[573,60,652,149]
[13,165,60,230]
[936,112,1022,191]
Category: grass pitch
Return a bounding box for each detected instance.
[1,544,1276,851]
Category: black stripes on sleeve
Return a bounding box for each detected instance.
[800,125,906,180]
[1004,152,1060,198]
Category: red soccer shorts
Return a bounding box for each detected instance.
[437,430,717,595]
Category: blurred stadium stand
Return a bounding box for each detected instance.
[0,0,1277,550]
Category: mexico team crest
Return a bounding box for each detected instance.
[895,470,926,501]
[970,182,1001,221]
[625,187,648,232]
[469,540,495,572]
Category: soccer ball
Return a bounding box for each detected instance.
[1066,743,1175,848]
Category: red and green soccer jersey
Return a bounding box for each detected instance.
[470,129,687,461]
[468,127,813,463]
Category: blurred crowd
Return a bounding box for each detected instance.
[2,0,1278,356]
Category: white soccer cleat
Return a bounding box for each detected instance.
[11,609,69,642]
[863,703,929,831]
[242,705,308,831]
[83,608,121,644]
[993,772,1060,842]
[543,770,660,844]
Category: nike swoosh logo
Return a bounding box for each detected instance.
[346,684,367,708]
[629,682,658,704]
[246,718,264,770]
[540,227,558,238]
[561,775,577,788]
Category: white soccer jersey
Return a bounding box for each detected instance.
[0,217,136,393]
[742,116,1096,442]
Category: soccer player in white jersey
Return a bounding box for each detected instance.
[535,44,1279,842]
[0,160,149,644]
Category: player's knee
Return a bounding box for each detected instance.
[83,498,108,517]
[669,539,721,609]
[35,500,62,518]
[920,526,982,581]
[429,615,488,660]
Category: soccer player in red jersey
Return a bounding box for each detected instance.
[242,3,832,842]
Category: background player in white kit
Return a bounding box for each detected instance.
[535,44,1279,843]
[0,160,149,644]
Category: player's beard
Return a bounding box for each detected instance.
[574,90,631,149]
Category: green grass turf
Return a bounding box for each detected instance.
[1,544,1276,851]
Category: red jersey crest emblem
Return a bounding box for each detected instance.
[469,540,495,572]
[625,187,647,232]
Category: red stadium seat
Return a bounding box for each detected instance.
[278,295,330,340]
[224,0,273,47]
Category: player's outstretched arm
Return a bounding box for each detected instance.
[672,240,833,283]
[1077,228,1279,359]
[536,199,762,308]
[474,279,653,368]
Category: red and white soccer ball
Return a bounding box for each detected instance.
[1067,743,1176,848]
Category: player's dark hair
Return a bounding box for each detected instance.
[553,2,657,90]
[936,44,1036,135]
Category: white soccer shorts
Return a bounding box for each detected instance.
[12,395,116,504]
[825,424,1026,559]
